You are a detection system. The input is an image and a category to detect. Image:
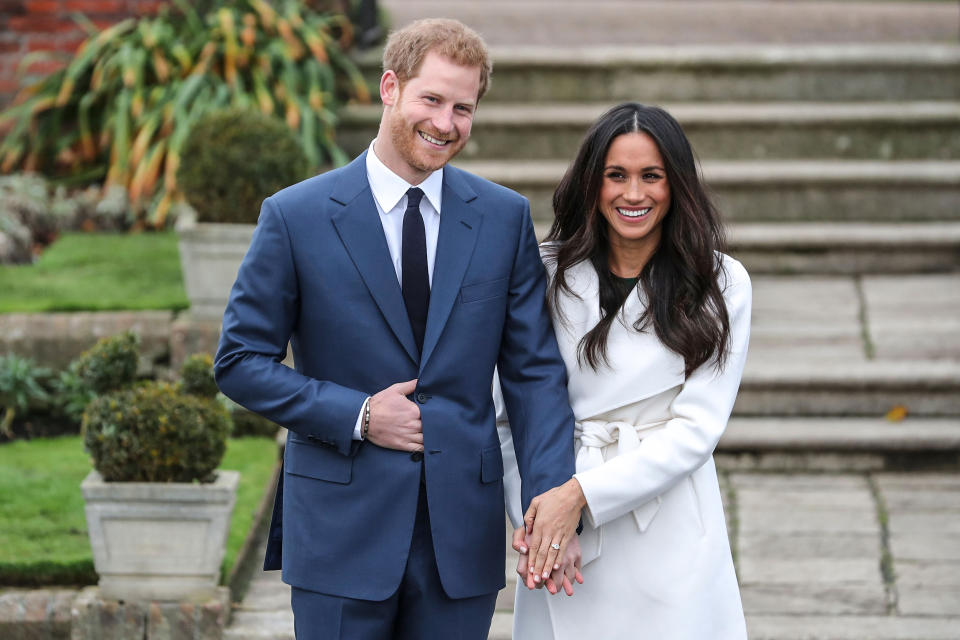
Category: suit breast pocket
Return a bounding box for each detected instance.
[460,277,508,304]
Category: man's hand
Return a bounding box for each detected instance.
[366,379,423,451]
[513,526,584,595]
[524,478,586,583]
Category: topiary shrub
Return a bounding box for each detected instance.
[178,108,311,224]
[230,406,281,438]
[83,381,231,482]
[74,331,139,394]
[180,353,219,399]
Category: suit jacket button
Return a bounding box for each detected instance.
[306,435,316,442]
[416,392,428,404]
[410,451,424,462]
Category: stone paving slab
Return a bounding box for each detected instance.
[745,275,866,362]
[739,532,880,559]
[739,508,879,535]
[888,533,960,561]
[888,513,960,534]
[739,557,882,584]
[875,474,960,490]
[732,473,873,491]
[898,586,960,616]
[740,583,888,615]
[746,615,960,640]
[895,560,960,587]
[863,274,960,361]
[736,486,875,510]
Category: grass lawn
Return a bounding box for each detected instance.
[0,232,188,313]
[0,435,278,587]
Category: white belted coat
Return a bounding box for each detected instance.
[497,252,751,639]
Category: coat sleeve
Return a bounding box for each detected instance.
[496,202,577,512]
[214,197,367,456]
[573,258,752,528]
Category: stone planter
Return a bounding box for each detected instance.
[176,221,255,321]
[81,469,239,602]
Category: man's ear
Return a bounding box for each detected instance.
[380,70,400,106]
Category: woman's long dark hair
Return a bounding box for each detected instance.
[546,103,730,377]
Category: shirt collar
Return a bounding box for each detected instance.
[366,140,443,214]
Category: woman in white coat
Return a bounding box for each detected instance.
[497,103,751,639]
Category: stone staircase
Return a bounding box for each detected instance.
[338,30,960,469]
[224,2,960,638]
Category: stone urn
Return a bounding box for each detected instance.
[176,219,255,322]
[81,469,239,601]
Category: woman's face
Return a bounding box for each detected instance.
[597,131,671,255]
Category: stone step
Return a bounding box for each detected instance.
[340,102,960,161]
[380,0,957,47]
[726,222,960,275]
[735,361,960,417]
[452,159,960,223]
[355,44,960,103]
[530,222,960,275]
[224,609,294,639]
[718,417,960,471]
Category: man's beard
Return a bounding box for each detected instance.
[389,111,464,174]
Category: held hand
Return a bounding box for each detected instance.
[524,478,586,583]
[544,535,584,596]
[366,379,423,451]
[512,526,537,590]
[514,527,584,595]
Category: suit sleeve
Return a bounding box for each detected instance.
[574,259,752,528]
[496,201,577,512]
[214,197,367,456]
[494,372,524,529]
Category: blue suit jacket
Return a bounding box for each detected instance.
[215,152,576,600]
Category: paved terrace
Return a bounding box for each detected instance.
[227,470,960,640]
[224,275,960,638]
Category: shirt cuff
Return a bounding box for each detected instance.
[352,397,369,440]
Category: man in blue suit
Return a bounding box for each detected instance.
[215,18,580,639]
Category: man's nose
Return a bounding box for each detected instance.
[432,107,454,133]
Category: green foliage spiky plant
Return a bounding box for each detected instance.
[0,0,370,228]
[0,355,52,438]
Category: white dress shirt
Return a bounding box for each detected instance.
[353,140,444,438]
[365,140,443,286]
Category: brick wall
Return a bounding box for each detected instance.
[0,0,166,107]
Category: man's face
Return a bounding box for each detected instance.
[378,51,481,184]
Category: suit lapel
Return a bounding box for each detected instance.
[419,167,480,371]
[330,152,419,365]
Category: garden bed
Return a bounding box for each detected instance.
[0,435,278,588]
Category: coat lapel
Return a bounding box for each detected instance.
[330,152,419,365]
[419,167,480,371]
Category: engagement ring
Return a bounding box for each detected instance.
[551,543,561,550]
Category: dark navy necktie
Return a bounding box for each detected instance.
[402,187,429,353]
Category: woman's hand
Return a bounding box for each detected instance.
[514,525,584,595]
[523,478,587,584]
